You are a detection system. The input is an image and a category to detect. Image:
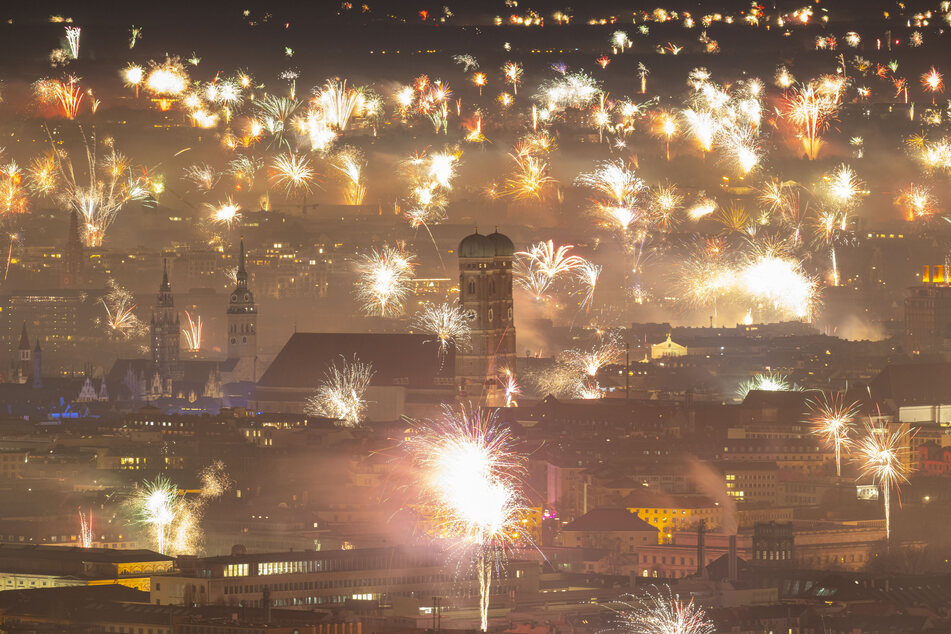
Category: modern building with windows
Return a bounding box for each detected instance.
[150,546,540,614]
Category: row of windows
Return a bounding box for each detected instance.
[224,574,449,595]
[218,554,437,577]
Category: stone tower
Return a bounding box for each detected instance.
[150,259,180,382]
[61,208,84,288]
[456,229,516,405]
[227,239,257,381]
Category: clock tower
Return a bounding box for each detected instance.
[456,229,516,405]
[227,239,258,381]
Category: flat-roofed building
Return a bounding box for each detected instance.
[0,544,173,592]
[150,546,540,614]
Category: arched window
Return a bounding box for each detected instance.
[468,281,476,294]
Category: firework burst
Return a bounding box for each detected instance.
[404,405,532,632]
[98,279,147,340]
[611,588,714,634]
[129,462,229,556]
[736,371,797,400]
[354,244,416,316]
[856,421,910,539]
[305,355,375,427]
[413,303,472,359]
[808,393,858,476]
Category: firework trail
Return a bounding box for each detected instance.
[78,508,93,548]
[183,311,202,352]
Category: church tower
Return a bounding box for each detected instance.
[456,229,516,405]
[14,322,31,384]
[61,208,84,288]
[150,259,180,382]
[227,239,257,381]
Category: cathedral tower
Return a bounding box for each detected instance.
[456,229,516,405]
[227,239,257,381]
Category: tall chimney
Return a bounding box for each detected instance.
[696,519,706,578]
[728,534,737,583]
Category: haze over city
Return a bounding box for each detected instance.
[0,1,949,633]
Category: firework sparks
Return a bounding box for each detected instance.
[577,262,601,311]
[612,588,714,634]
[98,279,147,340]
[404,405,532,632]
[736,371,797,400]
[922,67,944,104]
[502,61,523,96]
[515,240,586,301]
[34,76,83,119]
[316,78,364,131]
[64,26,80,60]
[784,82,840,160]
[183,311,202,352]
[145,57,188,98]
[182,163,220,193]
[536,71,600,111]
[332,147,367,205]
[808,393,858,477]
[305,355,375,427]
[896,184,937,220]
[270,152,317,199]
[413,303,471,359]
[856,421,910,539]
[503,146,557,201]
[739,253,820,320]
[78,508,92,548]
[825,164,864,208]
[52,133,152,247]
[354,244,416,316]
[130,462,229,556]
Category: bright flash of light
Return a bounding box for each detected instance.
[404,405,532,632]
[145,57,188,96]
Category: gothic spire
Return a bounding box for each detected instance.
[160,258,171,292]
